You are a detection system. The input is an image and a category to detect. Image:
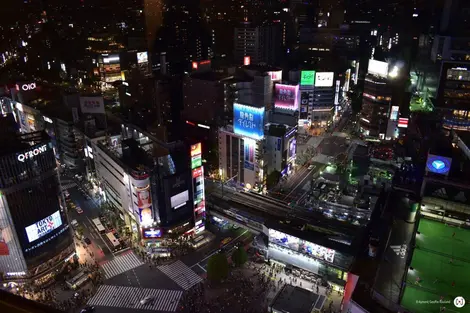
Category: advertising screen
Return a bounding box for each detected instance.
[137,52,148,64]
[300,240,335,263]
[390,106,399,121]
[136,186,152,209]
[300,71,315,86]
[426,154,452,175]
[268,71,282,82]
[244,56,250,66]
[192,167,203,178]
[233,103,265,140]
[368,59,389,78]
[244,139,255,171]
[274,84,299,111]
[190,143,202,157]
[288,138,296,159]
[171,190,189,209]
[315,72,334,87]
[80,96,105,114]
[191,155,202,169]
[139,208,153,225]
[398,118,409,128]
[142,227,162,239]
[25,211,63,243]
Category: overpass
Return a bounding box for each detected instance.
[205,180,363,241]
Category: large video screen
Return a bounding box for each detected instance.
[315,72,334,87]
[233,103,265,140]
[25,211,63,243]
[171,190,189,209]
[368,59,389,78]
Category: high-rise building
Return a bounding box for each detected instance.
[0,116,74,284]
[359,60,392,139]
[435,61,470,131]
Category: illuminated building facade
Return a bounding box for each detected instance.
[360,74,392,139]
[0,125,74,285]
[435,61,470,131]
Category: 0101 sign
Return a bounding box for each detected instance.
[17,82,37,91]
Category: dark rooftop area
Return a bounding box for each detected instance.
[0,290,64,313]
[189,71,232,81]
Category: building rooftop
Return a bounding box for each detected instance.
[242,64,282,73]
[189,71,233,82]
[270,285,325,313]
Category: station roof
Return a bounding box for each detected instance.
[270,285,325,313]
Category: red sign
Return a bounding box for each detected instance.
[200,60,210,65]
[244,56,250,66]
[190,143,202,157]
[398,118,409,128]
[192,62,198,69]
[192,167,203,178]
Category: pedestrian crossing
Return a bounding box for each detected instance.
[101,252,144,280]
[158,260,202,290]
[87,285,182,311]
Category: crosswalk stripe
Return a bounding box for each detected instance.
[61,182,77,190]
[101,252,144,279]
[87,285,182,311]
[157,260,203,290]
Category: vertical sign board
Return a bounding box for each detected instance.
[190,143,205,234]
[300,71,315,86]
[243,56,251,66]
[244,139,255,171]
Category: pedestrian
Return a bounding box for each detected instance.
[449,258,454,264]
[434,277,439,284]
[452,281,455,287]
[452,232,456,238]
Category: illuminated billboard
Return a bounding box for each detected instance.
[190,143,202,157]
[426,154,452,175]
[398,118,409,128]
[315,72,334,87]
[139,208,153,225]
[268,71,282,82]
[244,56,250,66]
[274,84,299,111]
[390,106,399,121]
[137,52,148,64]
[142,227,162,239]
[244,138,255,171]
[368,59,389,78]
[171,190,189,209]
[288,138,296,159]
[300,71,315,86]
[233,103,265,140]
[25,211,63,243]
[136,186,152,209]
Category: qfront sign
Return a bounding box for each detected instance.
[17,144,48,162]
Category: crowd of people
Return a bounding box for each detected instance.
[178,266,273,313]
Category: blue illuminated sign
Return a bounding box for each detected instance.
[426,154,452,175]
[233,103,265,140]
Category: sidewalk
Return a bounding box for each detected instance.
[248,261,344,313]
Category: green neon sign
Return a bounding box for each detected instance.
[300,70,315,86]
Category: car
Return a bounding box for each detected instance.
[76,207,84,214]
[220,237,232,247]
[80,306,95,313]
[84,237,92,245]
[140,296,154,305]
[308,165,315,170]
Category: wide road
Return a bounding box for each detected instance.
[60,173,114,262]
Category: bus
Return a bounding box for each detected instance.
[92,218,106,233]
[66,270,89,290]
[106,232,120,249]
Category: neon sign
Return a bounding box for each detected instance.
[17,144,48,162]
[426,154,452,175]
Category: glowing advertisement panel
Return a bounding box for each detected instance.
[315,72,334,87]
[269,71,282,82]
[244,138,255,171]
[190,143,202,157]
[426,154,452,175]
[288,138,296,159]
[136,186,152,209]
[171,190,189,209]
[142,227,162,239]
[390,106,399,121]
[137,52,148,64]
[25,211,63,243]
[233,103,265,140]
[269,229,335,263]
[300,71,315,86]
[368,59,389,78]
[274,84,299,111]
